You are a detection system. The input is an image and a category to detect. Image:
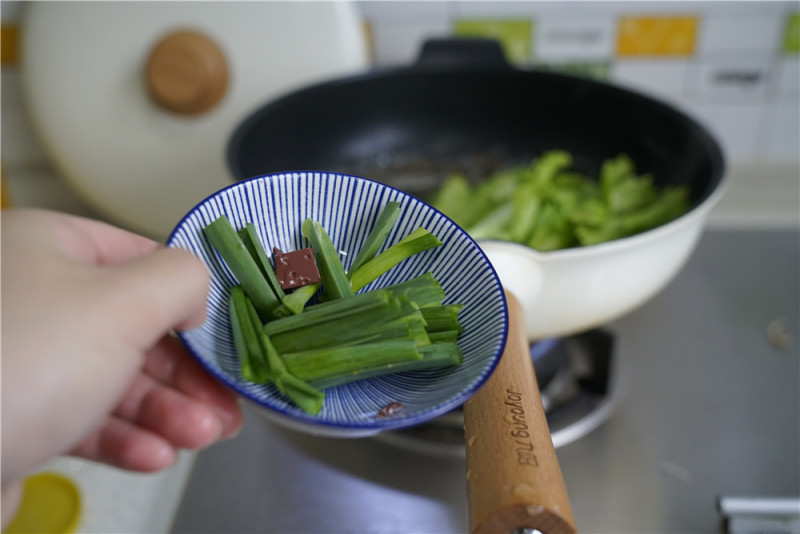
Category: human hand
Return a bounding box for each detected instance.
[1,209,243,489]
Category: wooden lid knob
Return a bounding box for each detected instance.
[145,30,228,116]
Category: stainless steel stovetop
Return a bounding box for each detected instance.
[171,229,799,533]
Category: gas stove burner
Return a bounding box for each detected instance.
[375,329,623,457]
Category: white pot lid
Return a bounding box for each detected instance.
[21,1,368,238]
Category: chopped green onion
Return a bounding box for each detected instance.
[282,340,424,383]
[269,300,429,354]
[349,228,443,293]
[246,298,286,377]
[228,286,268,383]
[278,372,325,415]
[227,286,325,414]
[420,304,464,334]
[383,273,446,308]
[427,330,462,343]
[204,215,280,319]
[272,282,321,317]
[238,223,285,300]
[308,342,463,390]
[264,289,397,336]
[207,206,465,416]
[301,219,354,300]
[347,201,401,277]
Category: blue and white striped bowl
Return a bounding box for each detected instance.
[167,172,508,437]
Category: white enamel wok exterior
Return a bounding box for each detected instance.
[480,179,726,341]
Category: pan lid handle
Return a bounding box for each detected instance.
[145,30,229,116]
[414,38,513,69]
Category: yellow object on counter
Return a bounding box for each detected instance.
[4,472,82,534]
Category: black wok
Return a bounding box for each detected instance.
[227,38,726,340]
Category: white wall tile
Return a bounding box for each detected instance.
[697,17,784,53]
[688,52,773,103]
[452,1,537,18]
[761,102,800,160]
[611,59,691,98]
[357,1,451,23]
[632,1,789,19]
[774,56,800,100]
[369,21,451,66]
[687,102,764,160]
[534,17,615,61]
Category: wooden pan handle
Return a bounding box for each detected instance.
[463,291,577,534]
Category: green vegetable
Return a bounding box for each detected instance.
[419,304,464,334]
[206,204,464,415]
[227,285,324,414]
[430,150,690,251]
[621,186,689,234]
[277,373,326,415]
[283,340,424,382]
[528,202,576,251]
[509,182,541,243]
[301,219,354,300]
[264,288,397,336]
[522,150,573,189]
[308,342,463,390]
[476,169,522,205]
[383,273,447,308]
[246,298,286,377]
[229,286,268,383]
[238,223,285,301]
[349,228,443,292]
[347,201,401,277]
[574,218,624,246]
[467,204,514,241]
[273,282,321,317]
[427,330,462,343]
[429,174,490,228]
[265,290,428,353]
[204,216,281,319]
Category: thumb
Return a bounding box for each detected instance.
[97,247,211,350]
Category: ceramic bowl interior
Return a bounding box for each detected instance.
[167,171,508,437]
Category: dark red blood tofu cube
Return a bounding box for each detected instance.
[273,247,321,290]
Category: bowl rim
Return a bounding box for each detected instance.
[167,170,509,433]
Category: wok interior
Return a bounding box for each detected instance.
[229,68,724,210]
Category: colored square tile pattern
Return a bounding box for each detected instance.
[453,19,533,64]
[617,16,698,57]
[784,12,800,53]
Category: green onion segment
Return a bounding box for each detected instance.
[205,202,463,414]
